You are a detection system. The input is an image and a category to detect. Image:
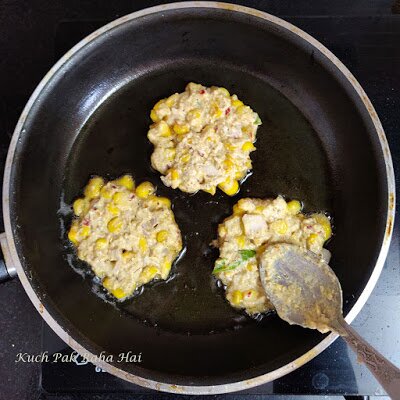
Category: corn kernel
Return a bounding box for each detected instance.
[140,265,158,282]
[122,251,134,260]
[312,213,332,240]
[73,198,87,216]
[84,177,104,199]
[173,123,190,135]
[225,143,236,151]
[100,186,112,199]
[156,230,168,243]
[112,288,126,299]
[166,94,178,107]
[150,109,159,122]
[203,186,216,195]
[218,179,239,196]
[187,108,201,120]
[247,263,257,272]
[232,204,243,215]
[115,175,135,190]
[242,141,255,152]
[223,158,235,171]
[95,238,108,250]
[107,203,119,215]
[80,225,90,238]
[241,125,253,135]
[235,170,245,180]
[153,99,165,110]
[158,121,171,137]
[255,205,264,213]
[139,236,148,252]
[102,277,112,289]
[270,219,288,235]
[236,235,246,247]
[181,153,191,163]
[213,106,223,118]
[165,148,176,161]
[307,233,319,247]
[231,290,244,305]
[107,217,123,233]
[153,196,171,208]
[161,259,172,277]
[169,169,179,181]
[232,99,244,108]
[112,191,130,206]
[136,181,155,199]
[287,200,302,215]
[236,105,247,115]
[219,87,230,97]
[68,222,79,244]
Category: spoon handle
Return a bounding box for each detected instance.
[336,318,400,399]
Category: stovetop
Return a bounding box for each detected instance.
[1,1,399,399]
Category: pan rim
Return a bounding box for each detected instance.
[3,1,395,395]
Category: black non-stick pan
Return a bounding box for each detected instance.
[0,2,395,394]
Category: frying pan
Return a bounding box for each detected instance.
[0,2,395,394]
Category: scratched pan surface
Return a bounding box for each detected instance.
[9,5,389,388]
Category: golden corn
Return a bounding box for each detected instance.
[139,236,148,252]
[100,186,112,199]
[157,196,172,208]
[181,153,191,163]
[236,235,246,247]
[150,109,159,122]
[140,265,158,282]
[287,200,302,215]
[153,99,165,110]
[223,158,235,171]
[213,106,223,118]
[158,121,171,137]
[112,191,130,206]
[79,225,90,238]
[102,277,112,289]
[231,290,244,305]
[312,213,332,240]
[165,148,176,161]
[232,99,244,108]
[115,175,135,190]
[203,186,216,195]
[218,179,239,196]
[255,205,265,213]
[166,94,178,107]
[247,263,257,272]
[236,105,247,115]
[84,177,104,199]
[173,123,189,135]
[187,108,201,120]
[307,233,319,247]
[112,288,126,299]
[136,181,155,199]
[169,168,179,181]
[232,203,244,215]
[122,251,134,260]
[224,143,236,151]
[68,222,79,245]
[95,238,108,250]
[73,198,87,216]
[161,259,172,277]
[270,219,288,235]
[156,230,168,243]
[107,217,123,233]
[219,87,230,97]
[242,141,255,152]
[107,203,119,215]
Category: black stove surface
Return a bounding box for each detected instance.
[1,2,399,399]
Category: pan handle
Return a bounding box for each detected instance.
[0,233,17,282]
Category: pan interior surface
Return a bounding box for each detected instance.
[10,7,388,386]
